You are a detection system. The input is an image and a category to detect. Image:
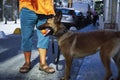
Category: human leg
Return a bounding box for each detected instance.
[36,19,55,73]
[37,37,55,73]
[38,48,55,73]
[19,8,37,73]
[19,52,31,73]
[38,48,47,65]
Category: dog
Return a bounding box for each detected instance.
[38,11,120,80]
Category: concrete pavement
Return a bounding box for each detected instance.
[0,21,118,80]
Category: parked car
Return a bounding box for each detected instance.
[55,7,78,29]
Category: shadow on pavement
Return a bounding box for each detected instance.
[0,34,21,62]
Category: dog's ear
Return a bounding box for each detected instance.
[55,11,62,23]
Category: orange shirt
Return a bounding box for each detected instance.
[19,0,55,15]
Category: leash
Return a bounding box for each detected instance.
[51,36,61,70]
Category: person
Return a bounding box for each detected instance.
[92,9,99,26]
[86,10,92,25]
[68,10,77,29]
[19,0,55,73]
[77,12,85,29]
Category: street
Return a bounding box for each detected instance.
[0,20,118,80]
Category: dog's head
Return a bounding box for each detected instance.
[38,11,67,37]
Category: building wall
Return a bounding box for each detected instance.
[117,0,120,30]
[103,0,118,30]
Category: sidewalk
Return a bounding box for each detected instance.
[0,20,118,80]
[0,19,63,80]
[0,19,20,35]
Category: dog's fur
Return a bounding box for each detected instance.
[39,11,120,80]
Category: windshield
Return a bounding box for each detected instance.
[56,8,74,15]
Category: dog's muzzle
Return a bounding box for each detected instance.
[37,26,54,36]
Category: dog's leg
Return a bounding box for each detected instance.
[100,46,112,80]
[113,52,120,80]
[65,56,73,80]
[62,55,73,80]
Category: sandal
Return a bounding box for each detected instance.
[39,63,55,74]
[19,63,31,73]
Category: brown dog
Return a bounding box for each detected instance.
[38,11,120,80]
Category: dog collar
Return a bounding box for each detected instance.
[55,28,68,38]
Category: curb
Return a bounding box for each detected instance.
[0,31,6,39]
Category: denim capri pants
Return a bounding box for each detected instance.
[20,8,49,52]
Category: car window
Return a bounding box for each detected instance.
[56,8,74,15]
[56,9,68,15]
